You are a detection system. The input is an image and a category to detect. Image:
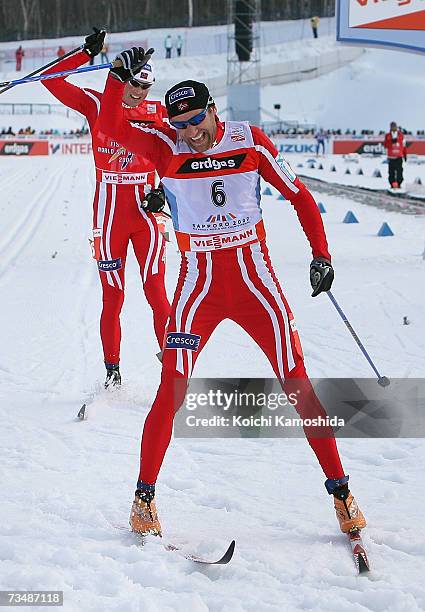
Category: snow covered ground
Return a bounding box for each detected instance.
[1,18,425,612]
[285,153,425,196]
[1,153,425,611]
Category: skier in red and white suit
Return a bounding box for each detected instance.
[97,47,367,537]
[41,32,170,386]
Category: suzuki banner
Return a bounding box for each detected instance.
[337,0,425,53]
[274,138,322,155]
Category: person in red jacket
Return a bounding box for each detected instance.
[384,121,407,189]
[97,47,367,539]
[15,46,24,71]
[41,31,170,388]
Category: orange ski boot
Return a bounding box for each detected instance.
[129,486,161,537]
[325,476,366,533]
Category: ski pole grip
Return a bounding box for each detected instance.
[111,59,123,68]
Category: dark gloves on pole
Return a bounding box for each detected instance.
[84,27,106,58]
[310,257,334,297]
[111,47,155,83]
[142,188,166,213]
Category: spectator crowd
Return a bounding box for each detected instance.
[0,125,90,137]
[265,126,419,138]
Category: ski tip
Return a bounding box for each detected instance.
[186,539,236,565]
[358,554,370,573]
[77,404,87,420]
[213,539,236,565]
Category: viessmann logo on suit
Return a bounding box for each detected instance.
[97,258,122,271]
[177,153,247,174]
[101,171,148,184]
[190,227,256,251]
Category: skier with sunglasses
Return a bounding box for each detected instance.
[98,47,366,543]
[40,33,170,388]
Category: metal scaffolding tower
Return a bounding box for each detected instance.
[227,0,262,125]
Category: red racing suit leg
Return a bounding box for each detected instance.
[93,182,169,364]
[138,243,344,485]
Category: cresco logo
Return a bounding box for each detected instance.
[168,87,195,104]
[166,332,201,351]
[177,153,246,174]
[0,142,32,155]
[97,257,122,271]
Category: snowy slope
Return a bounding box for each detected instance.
[260,47,425,131]
[1,155,425,611]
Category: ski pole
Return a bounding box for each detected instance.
[0,61,115,88]
[326,290,390,387]
[0,45,84,95]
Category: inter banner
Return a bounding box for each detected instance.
[337,0,425,53]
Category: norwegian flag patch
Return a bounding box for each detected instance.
[230,126,245,142]
[177,101,189,111]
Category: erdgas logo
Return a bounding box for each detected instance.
[177,153,246,174]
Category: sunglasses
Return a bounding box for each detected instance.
[170,107,208,130]
[129,80,152,89]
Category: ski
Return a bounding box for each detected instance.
[164,540,235,565]
[112,523,235,564]
[348,529,370,573]
[77,403,88,420]
[77,394,95,420]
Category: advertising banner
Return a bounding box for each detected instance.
[0,140,49,156]
[49,140,92,155]
[337,0,425,53]
[274,138,321,155]
[333,138,425,155]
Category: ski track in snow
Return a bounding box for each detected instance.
[1,156,425,611]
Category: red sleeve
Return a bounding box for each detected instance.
[251,126,331,260]
[384,133,390,150]
[41,50,100,126]
[96,74,176,176]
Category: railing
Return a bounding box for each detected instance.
[0,102,79,118]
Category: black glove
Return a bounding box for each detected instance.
[111,47,154,83]
[84,27,106,58]
[404,155,407,162]
[142,188,166,213]
[310,257,334,297]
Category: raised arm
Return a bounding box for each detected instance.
[252,126,331,261]
[96,47,176,175]
[41,30,106,124]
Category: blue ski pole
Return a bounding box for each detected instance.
[0,45,84,95]
[326,290,390,387]
[0,61,115,88]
